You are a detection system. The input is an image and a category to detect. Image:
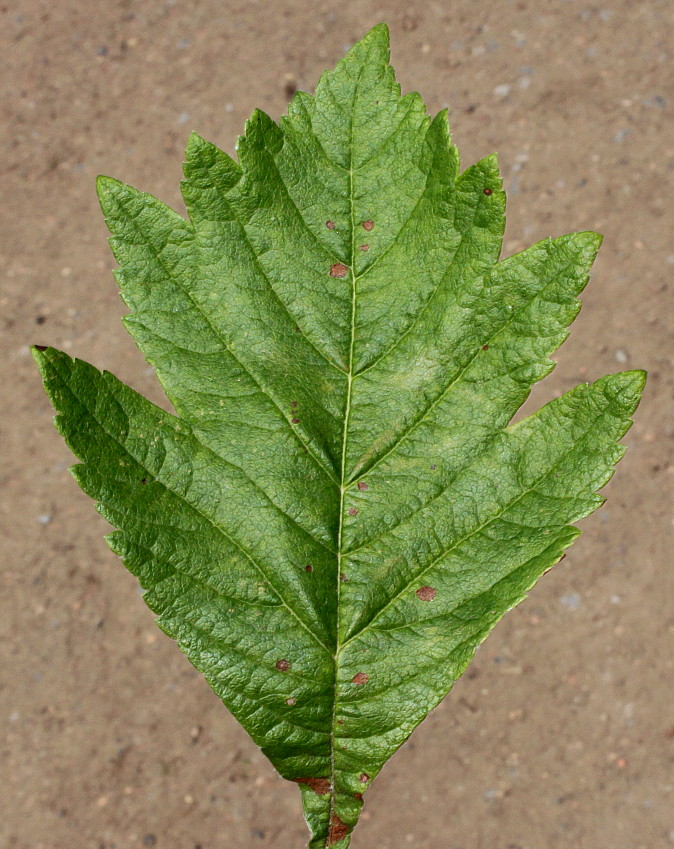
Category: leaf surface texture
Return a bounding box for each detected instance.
[34,24,645,849]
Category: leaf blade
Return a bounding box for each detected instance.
[35,22,645,849]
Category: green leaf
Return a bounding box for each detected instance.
[34,23,645,848]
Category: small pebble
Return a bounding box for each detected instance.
[493,84,511,98]
[560,593,581,611]
[37,513,52,525]
[615,349,628,364]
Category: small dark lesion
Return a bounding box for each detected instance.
[293,777,331,795]
[328,814,350,845]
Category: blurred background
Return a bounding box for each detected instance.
[1,2,672,848]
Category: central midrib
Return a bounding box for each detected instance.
[328,56,367,847]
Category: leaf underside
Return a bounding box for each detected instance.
[34,23,645,849]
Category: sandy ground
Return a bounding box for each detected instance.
[1,2,672,848]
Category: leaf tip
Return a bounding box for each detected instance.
[96,174,120,198]
[601,369,647,416]
[342,22,390,68]
[619,368,647,398]
[185,130,206,158]
[31,344,52,374]
[572,229,604,262]
[368,21,390,42]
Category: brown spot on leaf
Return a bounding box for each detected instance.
[291,417,300,424]
[362,219,374,231]
[348,507,358,517]
[285,697,296,706]
[328,815,350,845]
[305,564,313,572]
[276,659,290,671]
[359,773,369,783]
[330,263,349,278]
[339,572,348,583]
[34,345,47,351]
[294,777,331,795]
[291,400,298,408]
[483,187,493,195]
[416,585,437,601]
[353,792,363,800]
[337,719,344,725]
[352,672,368,685]
[140,478,148,485]
[430,464,437,470]
[482,344,489,351]
[359,244,369,251]
[326,220,336,230]
[357,481,368,491]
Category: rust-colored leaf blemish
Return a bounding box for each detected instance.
[294,777,331,795]
[291,417,300,424]
[352,672,368,685]
[348,507,358,517]
[326,220,336,230]
[483,187,493,195]
[276,659,290,671]
[359,772,369,783]
[357,481,368,491]
[359,244,369,251]
[328,815,350,845]
[482,344,489,351]
[339,572,348,583]
[330,262,349,278]
[362,219,374,231]
[140,478,148,485]
[34,344,48,351]
[416,585,437,601]
[354,792,363,800]
[305,564,313,572]
[337,719,344,725]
